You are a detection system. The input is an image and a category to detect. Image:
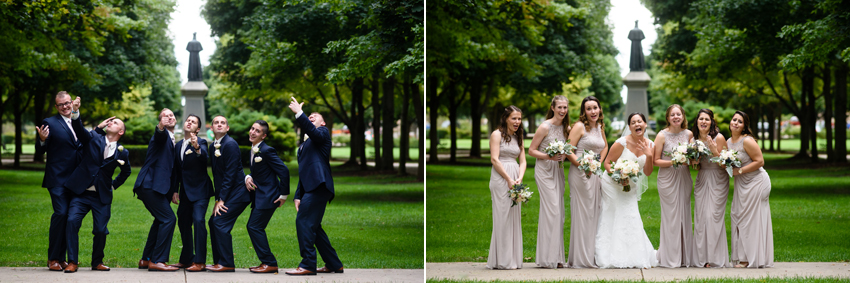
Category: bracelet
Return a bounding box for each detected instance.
[71,111,78,114]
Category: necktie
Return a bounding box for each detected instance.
[66,119,78,141]
[104,143,114,160]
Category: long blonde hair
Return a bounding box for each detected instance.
[545,95,570,139]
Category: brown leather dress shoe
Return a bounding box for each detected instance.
[48,260,63,271]
[148,262,179,272]
[316,266,344,273]
[248,264,263,271]
[168,262,189,269]
[250,264,278,273]
[206,264,235,272]
[63,262,78,273]
[186,263,206,272]
[92,263,110,271]
[60,261,69,269]
[138,259,150,269]
[284,267,316,276]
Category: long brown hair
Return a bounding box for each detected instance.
[578,96,604,132]
[733,110,757,140]
[545,95,570,139]
[691,108,719,139]
[664,104,688,130]
[499,106,524,147]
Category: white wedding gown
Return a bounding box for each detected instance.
[595,137,659,269]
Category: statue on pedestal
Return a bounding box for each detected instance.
[187,32,203,81]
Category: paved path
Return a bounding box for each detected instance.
[426,262,850,281]
[0,267,424,283]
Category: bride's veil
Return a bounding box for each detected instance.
[620,123,651,201]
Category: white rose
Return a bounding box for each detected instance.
[589,163,598,172]
[214,149,221,157]
[118,145,124,152]
[677,145,688,153]
[214,143,221,149]
[252,147,260,153]
[254,156,263,163]
[185,149,193,155]
[698,145,705,152]
[117,160,125,165]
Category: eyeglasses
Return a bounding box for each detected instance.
[56,101,72,108]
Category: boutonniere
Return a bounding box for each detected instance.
[118,145,124,152]
[214,149,221,157]
[117,159,125,165]
[303,135,309,141]
[252,147,260,153]
[254,156,263,163]
[185,149,193,155]
[214,143,221,149]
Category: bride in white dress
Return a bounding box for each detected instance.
[595,112,659,269]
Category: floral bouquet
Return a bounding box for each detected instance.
[710,149,742,177]
[510,183,533,207]
[609,159,643,192]
[687,140,714,169]
[543,140,577,167]
[663,142,690,168]
[577,150,603,178]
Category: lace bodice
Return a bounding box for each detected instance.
[660,129,691,161]
[727,136,765,174]
[536,121,566,154]
[495,130,521,162]
[577,124,606,156]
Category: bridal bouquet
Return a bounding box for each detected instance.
[543,140,577,167]
[710,149,742,177]
[608,159,643,192]
[687,140,714,162]
[510,183,533,207]
[577,150,603,178]
[663,142,690,168]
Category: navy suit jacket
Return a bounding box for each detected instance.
[209,134,248,204]
[173,138,214,203]
[248,141,290,210]
[65,118,131,205]
[293,114,334,201]
[37,114,83,189]
[134,126,176,195]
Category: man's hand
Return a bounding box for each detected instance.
[171,192,179,204]
[294,199,300,212]
[274,197,287,208]
[98,116,116,129]
[36,125,49,142]
[288,97,304,114]
[213,200,228,216]
[71,96,81,112]
[189,132,199,149]
[245,176,256,191]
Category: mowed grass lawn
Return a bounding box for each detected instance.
[426,153,850,263]
[0,162,423,268]
[428,278,849,283]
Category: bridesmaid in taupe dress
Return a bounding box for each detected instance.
[690,109,731,268]
[653,104,697,268]
[728,111,774,268]
[565,96,608,268]
[528,95,570,269]
[486,106,528,269]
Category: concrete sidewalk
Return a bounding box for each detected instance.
[0,267,424,283]
[426,262,850,281]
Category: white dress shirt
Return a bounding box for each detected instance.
[87,137,117,192]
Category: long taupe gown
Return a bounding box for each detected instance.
[567,124,605,268]
[656,129,698,268]
[487,130,524,269]
[693,137,731,268]
[728,136,774,268]
[535,121,566,268]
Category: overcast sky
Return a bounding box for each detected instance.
[167,0,657,104]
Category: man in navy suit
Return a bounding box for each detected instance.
[35,91,83,271]
[63,111,131,273]
[207,115,249,272]
[243,120,290,273]
[285,97,343,276]
[171,114,214,272]
[133,108,180,272]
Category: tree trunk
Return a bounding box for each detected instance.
[820,66,834,161]
[797,72,810,158]
[399,73,411,176]
[348,79,363,167]
[427,76,440,163]
[382,76,395,170]
[834,63,848,163]
[33,90,47,163]
[14,92,22,167]
[412,80,424,181]
[775,102,782,152]
[469,77,484,158]
[372,73,382,169]
[805,67,818,163]
[767,103,775,151]
[354,78,368,170]
[448,82,459,163]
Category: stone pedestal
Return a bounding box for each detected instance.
[622,71,656,137]
[181,81,209,140]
